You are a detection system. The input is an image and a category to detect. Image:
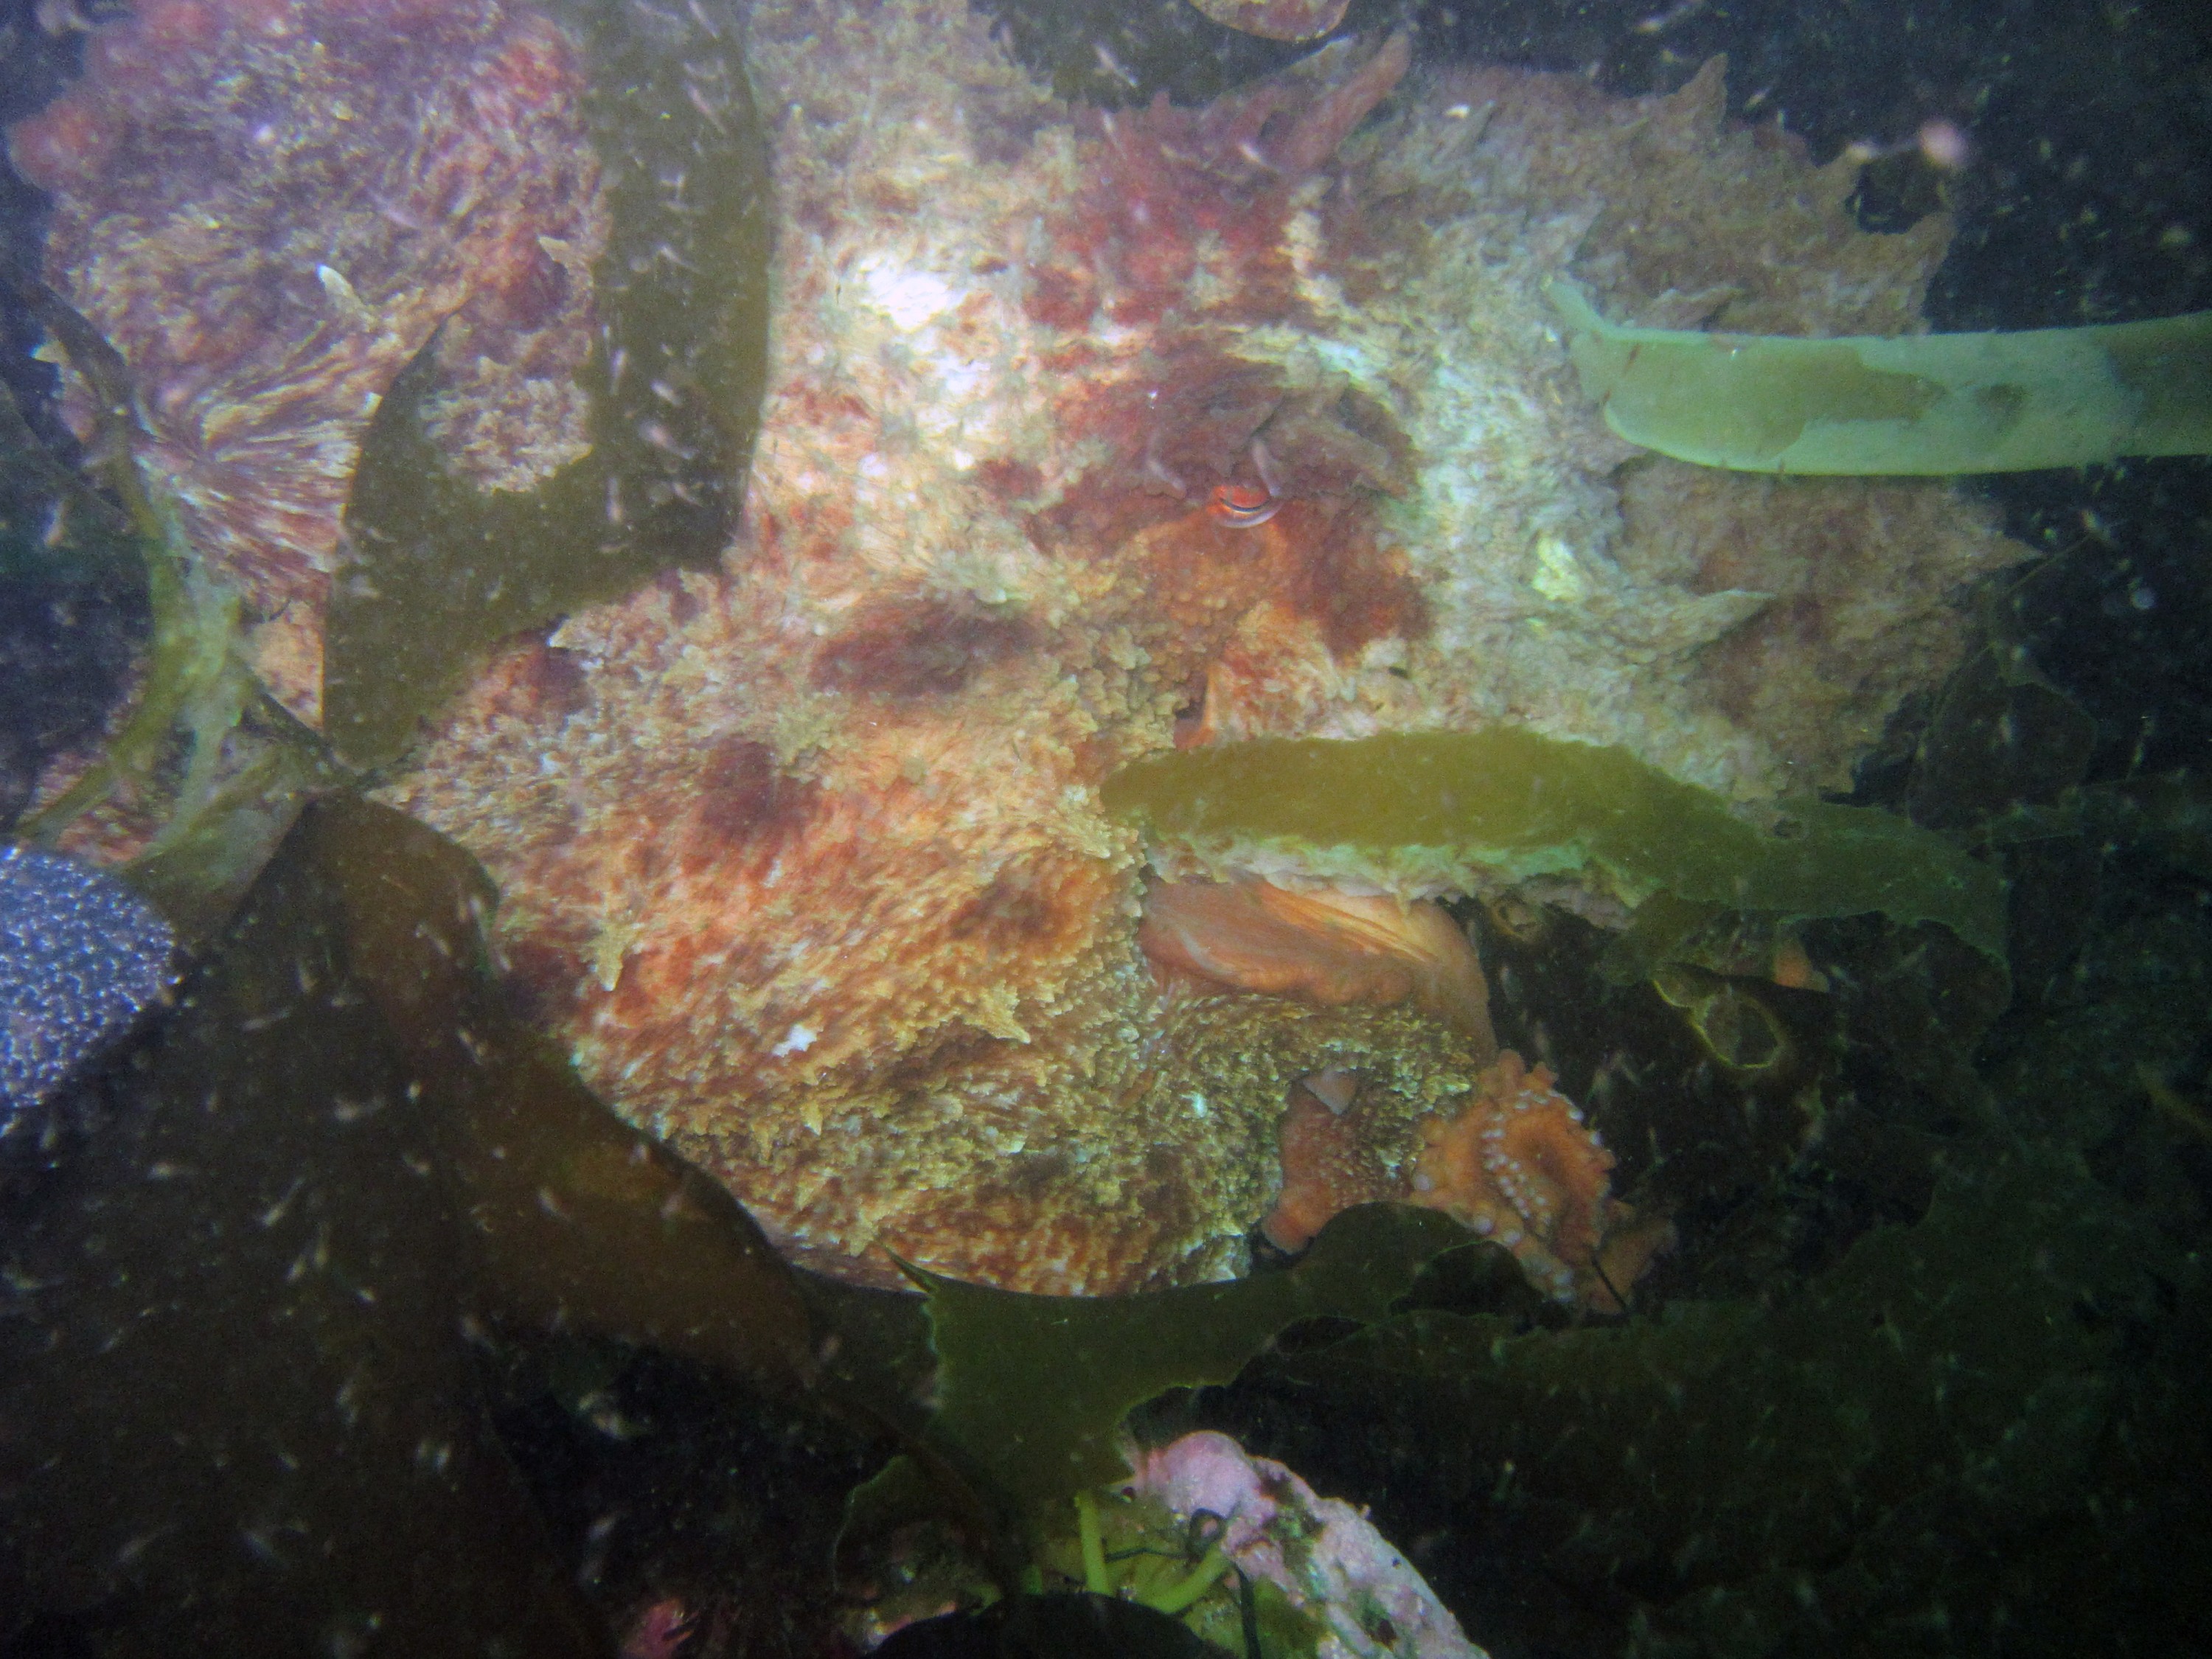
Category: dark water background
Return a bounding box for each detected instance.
[2,1,2210,1655]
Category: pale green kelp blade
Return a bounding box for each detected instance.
[1101,730,2006,964]
[1549,279,2212,475]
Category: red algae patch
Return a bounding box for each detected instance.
[8,0,607,723]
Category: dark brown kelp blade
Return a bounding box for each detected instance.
[0,801,613,1655]
[305,795,823,1394]
[324,0,771,770]
[0,796,829,1652]
[1251,1147,2189,1655]
[908,1202,1472,1505]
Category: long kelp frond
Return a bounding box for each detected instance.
[1550,279,2212,475]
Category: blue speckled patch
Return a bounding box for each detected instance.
[1,846,175,1113]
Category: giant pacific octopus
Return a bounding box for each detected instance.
[13,0,2025,1297]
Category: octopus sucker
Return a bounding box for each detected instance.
[1409,1051,1668,1312]
[1262,1043,1658,1313]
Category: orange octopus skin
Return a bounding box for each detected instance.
[1409,1051,1666,1311]
[1140,877,1495,1048]
[1263,1074,1402,1252]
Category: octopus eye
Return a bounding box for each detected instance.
[1208,481,1283,527]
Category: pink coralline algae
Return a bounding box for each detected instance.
[7,0,608,723]
[1125,1430,1484,1658]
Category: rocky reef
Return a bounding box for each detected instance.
[12,0,608,723]
[383,0,2017,1292]
[6,5,2211,1653]
[14,0,2023,1297]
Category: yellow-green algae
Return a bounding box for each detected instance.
[10,276,336,936]
[13,280,246,842]
[1041,1486,1323,1655]
[1549,279,2212,475]
[1100,730,2006,963]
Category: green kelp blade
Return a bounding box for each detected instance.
[0,366,136,585]
[299,794,822,1397]
[910,1203,1471,1505]
[1549,279,2212,475]
[326,0,771,770]
[0,370,146,811]
[1099,730,2007,964]
[0,796,613,1655]
[11,276,327,931]
[1186,0,1351,42]
[12,279,234,841]
[1255,1148,2180,1652]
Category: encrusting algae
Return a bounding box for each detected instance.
[15,0,2026,1299]
[10,0,611,728]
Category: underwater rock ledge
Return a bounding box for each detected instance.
[15,0,2026,1295]
[378,0,2024,1294]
